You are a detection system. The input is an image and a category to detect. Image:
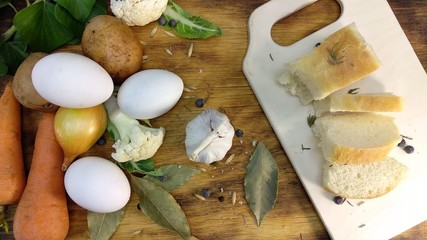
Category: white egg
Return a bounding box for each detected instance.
[32,52,114,108]
[64,156,130,213]
[117,69,184,119]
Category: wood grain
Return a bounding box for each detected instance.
[0,0,426,239]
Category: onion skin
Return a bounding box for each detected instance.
[54,104,107,170]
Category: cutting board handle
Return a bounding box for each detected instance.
[247,0,318,47]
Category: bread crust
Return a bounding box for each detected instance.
[280,23,381,104]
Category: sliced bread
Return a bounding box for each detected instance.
[279,23,381,104]
[312,112,401,164]
[323,157,408,199]
[313,93,404,116]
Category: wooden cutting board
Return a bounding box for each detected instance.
[0,0,426,239]
[243,0,427,239]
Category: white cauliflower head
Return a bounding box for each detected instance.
[110,0,168,26]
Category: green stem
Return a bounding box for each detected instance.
[7,3,18,13]
[0,205,9,233]
[2,25,16,42]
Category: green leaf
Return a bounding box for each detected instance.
[0,38,28,74]
[118,159,163,177]
[87,208,125,240]
[54,4,85,40]
[55,0,95,22]
[13,1,74,52]
[244,142,279,227]
[0,59,8,77]
[131,176,192,239]
[144,165,201,191]
[162,0,222,39]
[86,0,107,21]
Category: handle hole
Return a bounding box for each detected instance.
[271,0,341,46]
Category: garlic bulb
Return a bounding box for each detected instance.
[184,109,234,165]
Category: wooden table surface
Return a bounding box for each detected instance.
[1,0,426,239]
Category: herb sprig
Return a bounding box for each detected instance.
[327,42,345,65]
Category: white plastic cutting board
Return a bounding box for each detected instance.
[242,0,427,239]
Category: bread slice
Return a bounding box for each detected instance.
[312,113,401,164]
[279,23,381,104]
[313,93,404,116]
[323,157,408,199]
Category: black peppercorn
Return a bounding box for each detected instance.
[96,136,106,145]
[168,19,177,28]
[218,196,225,202]
[201,188,211,198]
[397,139,406,148]
[195,98,204,107]
[157,16,166,26]
[315,42,321,47]
[235,129,244,137]
[333,196,346,205]
[159,175,168,182]
[404,145,415,154]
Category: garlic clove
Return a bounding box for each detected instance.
[185,109,234,165]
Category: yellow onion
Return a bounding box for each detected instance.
[54,104,107,170]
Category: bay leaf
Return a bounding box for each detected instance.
[144,164,201,191]
[244,142,279,227]
[131,176,191,239]
[87,208,124,240]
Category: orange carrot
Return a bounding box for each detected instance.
[13,112,69,240]
[0,78,26,233]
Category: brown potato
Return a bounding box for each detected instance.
[81,15,143,84]
[12,52,59,112]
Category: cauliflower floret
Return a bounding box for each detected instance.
[104,96,165,162]
[110,0,168,26]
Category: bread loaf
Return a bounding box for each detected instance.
[279,23,381,104]
[313,93,404,116]
[312,112,401,164]
[323,157,408,199]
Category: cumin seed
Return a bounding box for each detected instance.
[194,194,206,201]
[225,153,235,164]
[188,42,194,58]
[150,26,158,37]
[163,29,177,38]
[139,40,147,46]
[165,47,173,56]
[232,191,237,205]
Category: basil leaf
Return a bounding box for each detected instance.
[244,142,279,227]
[132,176,192,239]
[13,1,74,52]
[88,209,124,240]
[118,159,163,177]
[55,0,95,22]
[0,38,27,74]
[53,4,85,41]
[144,165,201,191]
[0,59,8,77]
[162,0,222,39]
[86,0,108,21]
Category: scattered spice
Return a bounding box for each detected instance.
[139,40,147,45]
[404,145,415,154]
[307,114,316,127]
[218,196,225,202]
[225,153,235,164]
[401,134,413,140]
[96,136,106,145]
[168,19,177,28]
[188,43,194,58]
[165,46,173,55]
[269,53,274,61]
[347,88,360,94]
[346,200,354,207]
[235,129,244,137]
[358,224,366,228]
[357,201,365,206]
[301,144,310,151]
[398,138,406,148]
[136,204,141,210]
[194,194,206,201]
[157,15,167,26]
[150,26,158,37]
[315,42,321,47]
[159,175,168,182]
[333,196,346,205]
[195,98,204,107]
[232,191,237,205]
[163,29,177,38]
[201,188,211,198]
